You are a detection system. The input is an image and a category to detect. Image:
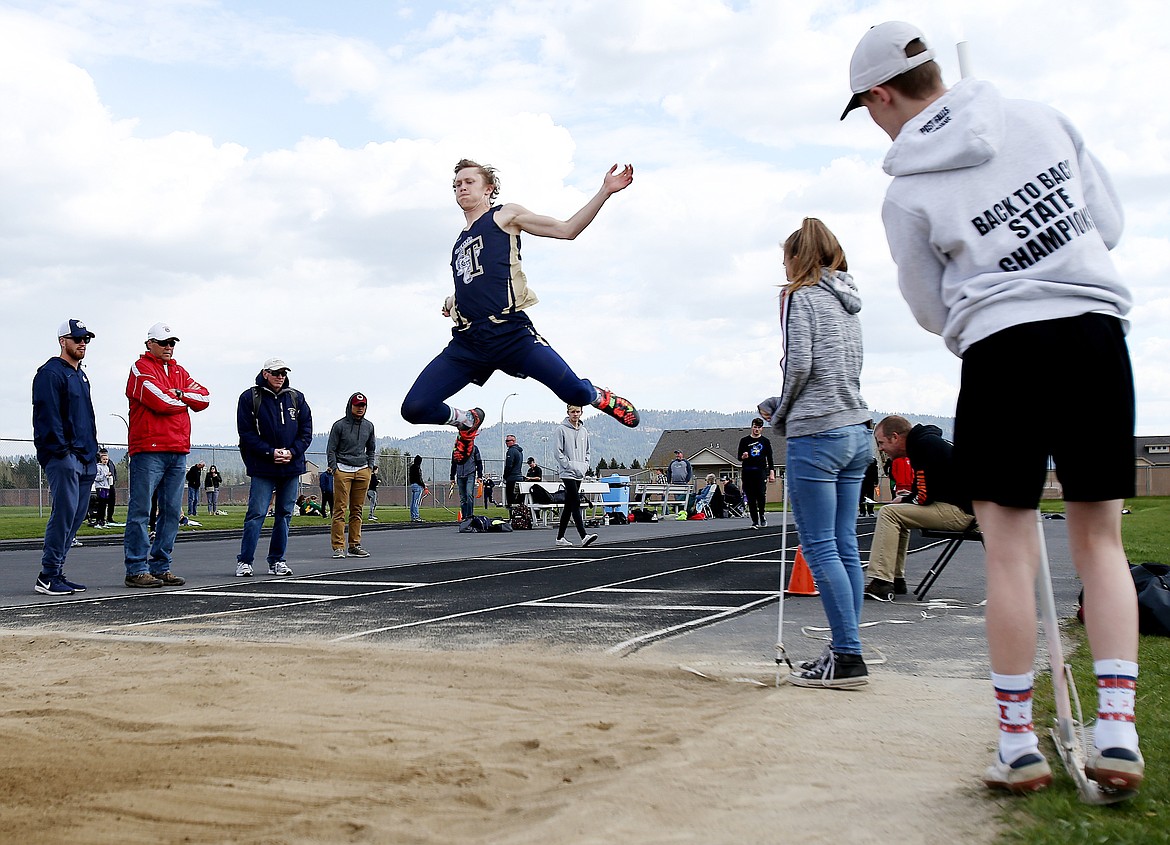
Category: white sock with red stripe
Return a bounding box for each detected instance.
[1093,659,1139,752]
[992,671,1039,764]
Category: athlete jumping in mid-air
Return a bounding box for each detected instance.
[401,159,640,458]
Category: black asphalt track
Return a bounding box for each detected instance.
[0,514,1086,678]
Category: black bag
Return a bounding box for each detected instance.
[487,518,513,533]
[458,515,492,533]
[529,485,553,505]
[510,504,533,530]
[1132,563,1170,637]
[608,511,628,526]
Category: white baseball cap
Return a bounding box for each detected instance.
[841,21,935,120]
[146,321,180,342]
[263,357,291,372]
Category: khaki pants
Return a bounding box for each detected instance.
[868,501,974,582]
[332,467,372,551]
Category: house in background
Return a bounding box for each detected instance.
[1135,435,1170,496]
[648,428,790,502]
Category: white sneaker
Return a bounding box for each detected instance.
[71,538,83,547]
[186,518,201,527]
[235,562,253,577]
[269,561,293,576]
[555,537,573,547]
[582,533,598,547]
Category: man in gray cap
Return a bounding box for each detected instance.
[234,357,313,577]
[31,319,99,595]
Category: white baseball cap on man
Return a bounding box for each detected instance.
[146,321,180,342]
[840,21,935,120]
[263,357,291,372]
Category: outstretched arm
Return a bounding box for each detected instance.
[497,164,633,240]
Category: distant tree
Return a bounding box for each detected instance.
[595,459,607,476]
[630,458,642,470]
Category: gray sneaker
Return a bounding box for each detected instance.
[235,561,254,577]
[268,561,293,576]
[348,545,370,558]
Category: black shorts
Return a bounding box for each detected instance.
[954,313,1135,508]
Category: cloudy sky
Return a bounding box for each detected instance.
[3,0,1167,454]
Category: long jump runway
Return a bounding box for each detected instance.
[0,519,965,656]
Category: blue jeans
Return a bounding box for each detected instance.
[238,475,299,565]
[187,485,200,515]
[124,452,186,575]
[409,483,424,520]
[41,454,97,575]
[456,474,476,519]
[785,424,871,656]
[207,488,219,514]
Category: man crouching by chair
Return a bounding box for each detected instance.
[865,415,974,601]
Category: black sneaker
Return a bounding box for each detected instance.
[799,645,832,672]
[34,574,74,596]
[864,578,895,602]
[894,577,907,595]
[788,651,868,689]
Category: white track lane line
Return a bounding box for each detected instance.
[86,533,785,636]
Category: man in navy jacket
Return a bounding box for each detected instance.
[32,319,99,595]
[234,357,313,577]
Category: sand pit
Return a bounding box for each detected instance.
[0,632,1003,844]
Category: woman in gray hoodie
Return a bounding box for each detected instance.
[759,218,873,690]
[553,405,597,548]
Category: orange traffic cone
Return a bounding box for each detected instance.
[785,545,819,596]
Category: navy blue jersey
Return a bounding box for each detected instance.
[450,206,539,328]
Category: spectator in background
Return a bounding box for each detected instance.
[503,434,524,506]
[525,457,543,481]
[319,467,334,519]
[860,457,879,517]
[185,461,204,516]
[450,436,483,520]
[738,418,775,529]
[667,450,693,485]
[366,465,380,522]
[205,464,224,515]
[553,405,597,548]
[408,455,426,523]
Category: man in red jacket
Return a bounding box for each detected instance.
[122,321,211,588]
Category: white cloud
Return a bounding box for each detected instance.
[2,0,1169,458]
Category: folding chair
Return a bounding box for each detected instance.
[914,525,984,601]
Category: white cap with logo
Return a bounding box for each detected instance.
[146,322,180,342]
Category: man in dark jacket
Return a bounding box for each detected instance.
[32,319,99,595]
[864,415,974,601]
[503,434,524,507]
[235,358,313,577]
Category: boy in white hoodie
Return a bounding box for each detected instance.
[842,21,1141,796]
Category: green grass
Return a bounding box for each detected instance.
[999,496,1170,844]
[0,504,465,540]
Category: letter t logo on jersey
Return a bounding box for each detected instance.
[455,235,485,284]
